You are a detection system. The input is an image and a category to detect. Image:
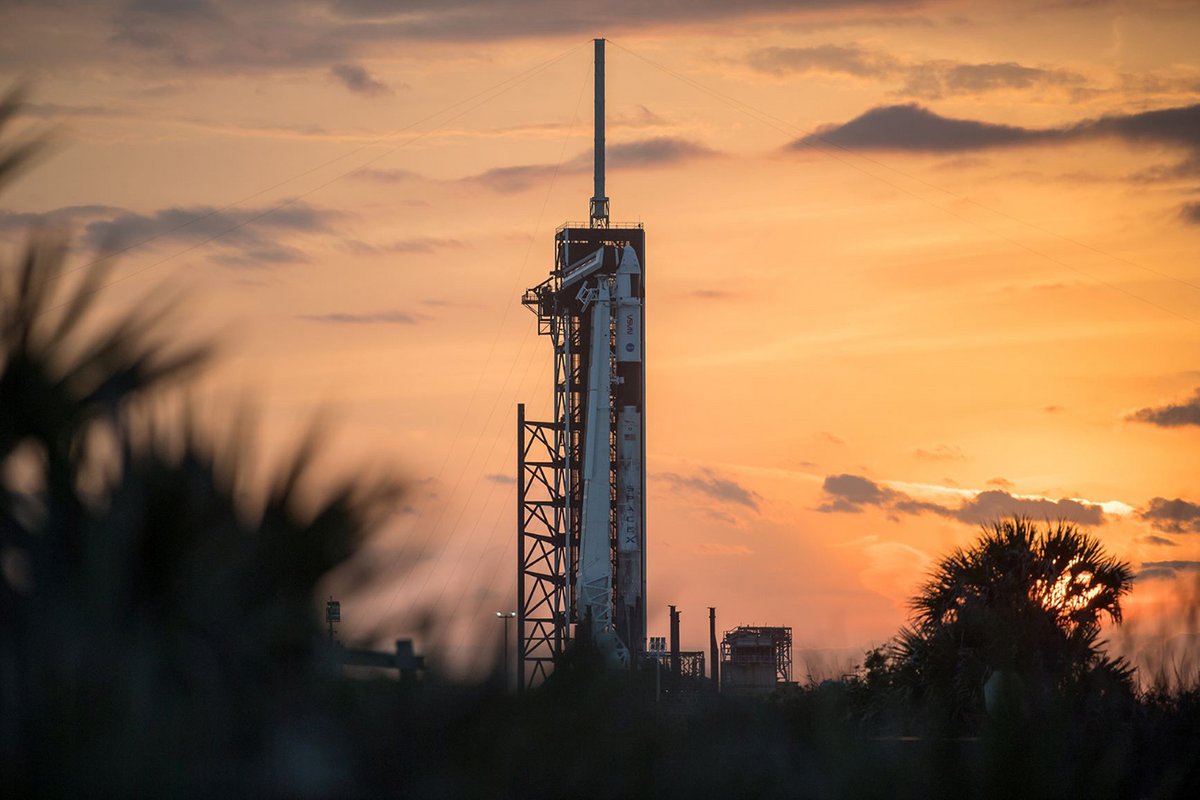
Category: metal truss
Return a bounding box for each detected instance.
[516,404,565,689]
[517,224,645,689]
[645,650,707,682]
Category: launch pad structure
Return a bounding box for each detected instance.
[517,39,647,688]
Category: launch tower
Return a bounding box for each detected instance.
[517,39,647,688]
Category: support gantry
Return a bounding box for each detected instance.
[517,39,647,688]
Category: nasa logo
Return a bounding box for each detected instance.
[625,343,635,352]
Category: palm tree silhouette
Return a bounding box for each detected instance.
[892,517,1134,724]
[0,84,403,795]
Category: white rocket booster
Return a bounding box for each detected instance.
[613,245,643,651]
[614,245,642,557]
[570,244,643,667]
[577,278,628,667]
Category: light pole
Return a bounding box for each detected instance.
[496,611,517,691]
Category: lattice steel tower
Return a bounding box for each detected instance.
[517,39,647,688]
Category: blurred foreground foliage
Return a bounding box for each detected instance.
[2,87,1199,798]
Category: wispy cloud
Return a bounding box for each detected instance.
[1128,388,1200,427]
[0,205,123,238]
[1137,560,1200,581]
[747,44,1086,102]
[342,236,464,256]
[687,289,740,300]
[913,443,966,461]
[350,167,424,184]
[794,102,1200,155]
[463,136,718,193]
[1139,497,1200,533]
[299,310,423,325]
[655,468,762,512]
[797,104,1050,153]
[695,542,754,556]
[816,472,1109,526]
[748,44,901,79]
[329,62,392,96]
[71,201,342,268]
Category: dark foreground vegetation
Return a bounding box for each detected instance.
[2,87,1198,798]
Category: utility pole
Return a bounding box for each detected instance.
[709,607,719,692]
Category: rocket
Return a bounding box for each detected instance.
[570,244,644,668]
[613,245,644,657]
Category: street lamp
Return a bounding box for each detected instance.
[496,611,517,691]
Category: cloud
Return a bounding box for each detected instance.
[899,61,1084,100]
[607,137,717,168]
[688,289,739,300]
[913,443,966,461]
[747,44,901,78]
[1141,535,1177,547]
[0,205,123,238]
[1137,560,1200,581]
[484,473,516,485]
[23,102,128,120]
[934,490,1105,526]
[695,542,753,556]
[329,62,390,96]
[817,473,895,512]
[1089,104,1200,151]
[794,102,1200,155]
[350,167,423,183]
[468,163,563,194]
[0,0,931,76]
[1182,202,1200,224]
[1139,497,1200,533]
[343,236,463,255]
[77,201,340,268]
[797,104,1048,152]
[816,473,1106,525]
[986,477,1015,490]
[299,310,422,324]
[656,468,761,511]
[323,1,923,43]
[463,136,717,193]
[127,0,223,21]
[748,44,1084,101]
[1128,388,1200,427]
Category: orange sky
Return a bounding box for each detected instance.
[2,0,1199,678]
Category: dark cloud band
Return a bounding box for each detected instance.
[1128,389,1200,427]
[655,468,761,511]
[794,102,1200,154]
[1140,497,1200,533]
[817,472,1106,526]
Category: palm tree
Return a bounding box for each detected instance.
[0,85,403,795]
[891,517,1134,723]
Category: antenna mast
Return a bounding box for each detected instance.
[589,38,610,228]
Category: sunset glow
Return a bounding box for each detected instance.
[2,0,1198,676]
